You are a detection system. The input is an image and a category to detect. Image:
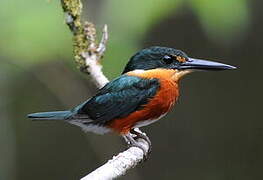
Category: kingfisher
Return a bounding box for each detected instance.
[28,46,236,154]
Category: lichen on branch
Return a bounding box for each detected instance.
[60,0,100,73]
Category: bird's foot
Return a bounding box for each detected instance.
[123,130,151,161]
[130,128,152,154]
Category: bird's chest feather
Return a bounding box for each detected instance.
[131,79,179,129]
[108,69,180,134]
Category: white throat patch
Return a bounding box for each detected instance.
[131,69,145,74]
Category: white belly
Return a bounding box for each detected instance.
[133,113,167,128]
[69,121,112,135]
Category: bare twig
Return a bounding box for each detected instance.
[60,0,150,179]
[81,138,149,180]
[82,23,109,88]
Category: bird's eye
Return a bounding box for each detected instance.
[163,55,174,64]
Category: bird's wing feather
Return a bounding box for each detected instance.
[73,75,160,125]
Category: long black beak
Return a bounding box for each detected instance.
[179,58,237,70]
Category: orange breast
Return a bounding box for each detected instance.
[107,69,180,134]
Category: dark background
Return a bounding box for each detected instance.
[1,0,262,179]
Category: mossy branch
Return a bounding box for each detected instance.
[60,0,108,81]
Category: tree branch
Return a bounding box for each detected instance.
[60,0,150,179]
[60,0,108,88]
[81,137,149,180]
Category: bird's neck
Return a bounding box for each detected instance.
[126,68,191,82]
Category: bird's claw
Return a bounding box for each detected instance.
[131,128,152,155]
[123,129,151,161]
[127,140,149,161]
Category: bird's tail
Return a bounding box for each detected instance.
[27,111,71,120]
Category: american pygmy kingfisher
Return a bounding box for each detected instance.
[28,46,236,154]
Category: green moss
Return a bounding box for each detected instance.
[61,0,91,70]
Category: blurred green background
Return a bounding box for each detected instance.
[1,0,262,179]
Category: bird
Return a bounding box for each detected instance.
[27,46,236,155]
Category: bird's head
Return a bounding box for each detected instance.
[122,46,236,74]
